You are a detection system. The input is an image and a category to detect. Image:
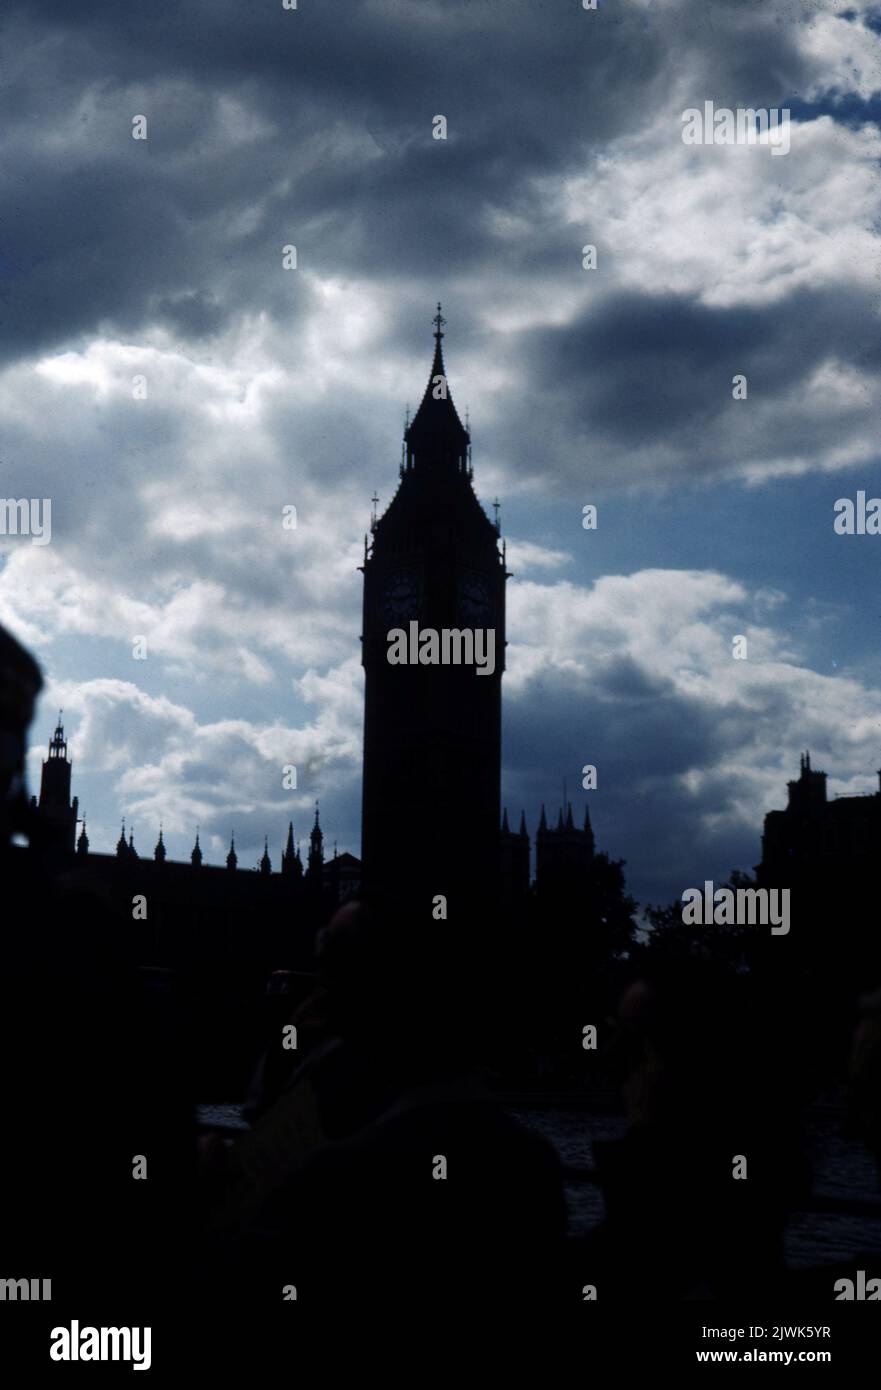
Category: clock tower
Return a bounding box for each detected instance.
[360,308,507,909]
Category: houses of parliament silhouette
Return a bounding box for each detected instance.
[22,311,881,994]
[25,309,599,964]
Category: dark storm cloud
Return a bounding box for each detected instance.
[511,285,881,487]
[0,0,820,364]
[503,648,785,908]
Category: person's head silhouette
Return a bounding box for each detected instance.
[0,622,43,849]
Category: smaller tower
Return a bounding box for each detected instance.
[37,713,78,854]
[308,802,324,880]
[226,833,238,872]
[116,820,128,858]
[76,818,89,858]
[787,751,828,813]
[583,803,595,857]
[281,821,301,878]
[536,795,595,895]
[260,836,272,876]
[191,830,202,867]
[154,826,166,863]
[128,828,139,860]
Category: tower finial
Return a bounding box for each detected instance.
[433,302,445,343]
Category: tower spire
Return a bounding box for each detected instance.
[308,801,324,877]
[403,304,469,473]
[584,803,595,856]
[282,820,297,876]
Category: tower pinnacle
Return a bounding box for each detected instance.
[403,305,469,472]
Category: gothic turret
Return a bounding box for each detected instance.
[116,820,127,858]
[308,804,324,878]
[154,826,166,863]
[260,836,272,876]
[226,833,237,871]
[37,712,78,854]
[281,821,302,879]
[77,818,89,857]
[583,803,595,857]
[787,750,828,813]
[191,831,202,867]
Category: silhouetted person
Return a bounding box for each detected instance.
[580,964,807,1300]
[0,622,194,1324]
[206,896,566,1311]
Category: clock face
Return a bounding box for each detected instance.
[382,569,421,624]
[458,572,493,624]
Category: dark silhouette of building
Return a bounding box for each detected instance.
[325,848,362,903]
[23,716,357,977]
[536,800,595,895]
[32,711,78,854]
[758,749,881,997]
[499,808,530,902]
[760,750,881,877]
[360,306,508,905]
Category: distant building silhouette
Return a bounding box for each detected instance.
[759,750,881,880]
[23,716,356,974]
[32,712,78,854]
[536,801,595,894]
[758,750,881,987]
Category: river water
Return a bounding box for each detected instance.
[197,1101,881,1270]
[509,1106,881,1270]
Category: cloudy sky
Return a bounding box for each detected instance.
[1,0,880,907]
